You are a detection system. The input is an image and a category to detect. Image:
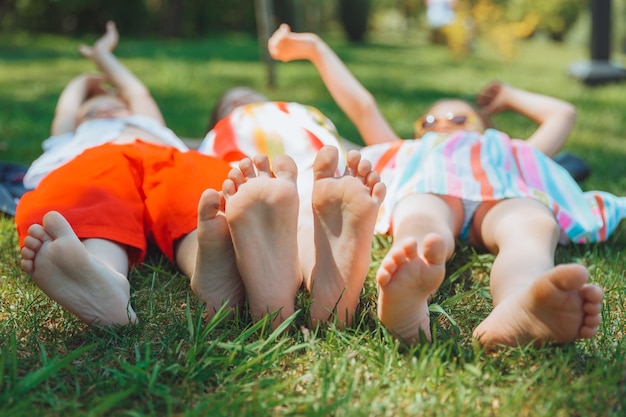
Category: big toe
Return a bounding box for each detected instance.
[546,263,589,292]
[42,211,75,239]
[313,146,339,180]
[273,154,298,182]
[198,189,221,222]
[421,233,447,266]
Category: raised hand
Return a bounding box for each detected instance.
[79,21,119,60]
[476,81,507,115]
[268,23,318,62]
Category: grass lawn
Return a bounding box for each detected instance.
[1,29,625,416]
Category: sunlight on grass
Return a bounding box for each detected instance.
[1,30,625,416]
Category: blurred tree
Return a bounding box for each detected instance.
[274,0,298,30]
[2,0,258,36]
[0,0,16,31]
[338,0,372,42]
[256,0,276,88]
[504,0,586,42]
[162,0,184,37]
[437,0,585,58]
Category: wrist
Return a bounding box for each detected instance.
[310,37,329,66]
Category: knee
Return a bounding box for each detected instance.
[504,209,560,246]
[482,202,561,249]
[524,210,560,236]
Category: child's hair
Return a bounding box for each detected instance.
[206,87,269,135]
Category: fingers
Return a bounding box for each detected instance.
[93,21,119,53]
[476,81,507,116]
[476,81,502,107]
[268,23,293,61]
[106,21,117,34]
[78,44,93,59]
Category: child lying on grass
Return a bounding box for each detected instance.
[266,24,623,348]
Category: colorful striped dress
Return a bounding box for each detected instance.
[360,129,626,244]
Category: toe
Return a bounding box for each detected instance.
[273,154,298,182]
[313,146,339,180]
[20,259,34,274]
[23,235,43,251]
[581,284,604,303]
[549,264,589,291]
[238,158,257,179]
[198,189,221,221]
[253,154,272,176]
[583,312,602,327]
[42,211,75,239]
[579,325,599,339]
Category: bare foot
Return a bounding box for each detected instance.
[223,154,302,328]
[473,263,604,348]
[377,235,447,343]
[190,189,244,321]
[308,146,386,326]
[20,211,136,325]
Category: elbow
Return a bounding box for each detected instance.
[552,101,577,129]
[122,87,153,104]
[562,102,577,124]
[357,91,379,120]
[127,84,151,98]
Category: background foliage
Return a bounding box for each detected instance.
[2,0,625,47]
[2,0,626,67]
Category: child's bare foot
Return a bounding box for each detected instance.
[190,189,244,321]
[20,211,136,325]
[473,263,604,348]
[309,147,386,326]
[223,154,302,328]
[377,234,447,343]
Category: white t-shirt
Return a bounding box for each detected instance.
[24,115,188,189]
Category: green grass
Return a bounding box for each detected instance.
[1,30,626,416]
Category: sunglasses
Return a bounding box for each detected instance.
[416,113,474,132]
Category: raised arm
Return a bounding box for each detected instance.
[476,82,576,157]
[268,24,400,145]
[51,73,107,136]
[79,21,165,124]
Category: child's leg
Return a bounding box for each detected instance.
[20,211,137,325]
[472,198,604,347]
[175,189,244,321]
[299,147,386,327]
[222,154,302,328]
[377,194,463,343]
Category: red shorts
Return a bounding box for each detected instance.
[15,141,231,264]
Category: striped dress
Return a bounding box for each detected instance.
[360,129,626,244]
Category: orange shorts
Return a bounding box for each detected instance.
[15,141,231,264]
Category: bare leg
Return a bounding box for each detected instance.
[472,198,604,347]
[180,189,244,321]
[20,211,136,325]
[376,193,462,343]
[223,154,302,328]
[306,147,386,326]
